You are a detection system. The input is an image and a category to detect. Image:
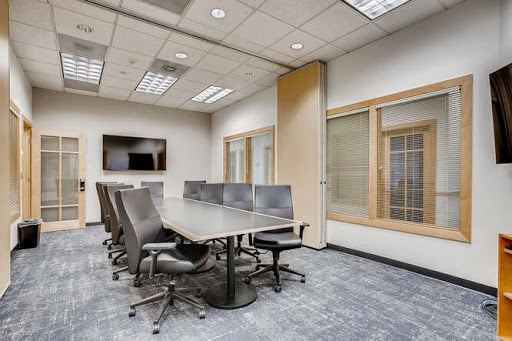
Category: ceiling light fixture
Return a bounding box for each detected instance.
[60,52,103,84]
[342,0,411,20]
[175,52,188,59]
[76,24,93,33]
[291,43,304,50]
[136,71,177,95]
[191,86,234,104]
[210,8,226,19]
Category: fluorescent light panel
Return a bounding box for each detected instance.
[136,72,177,95]
[61,52,104,84]
[191,86,234,104]
[342,0,411,19]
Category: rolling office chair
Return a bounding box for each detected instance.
[141,181,164,198]
[200,183,227,248]
[183,180,206,200]
[115,187,210,334]
[245,185,308,293]
[216,183,260,263]
[96,181,117,246]
[104,184,134,280]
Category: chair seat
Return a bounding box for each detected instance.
[254,232,302,250]
[139,244,210,274]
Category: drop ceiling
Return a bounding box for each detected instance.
[9,0,464,113]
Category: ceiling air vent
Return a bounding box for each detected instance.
[139,0,192,15]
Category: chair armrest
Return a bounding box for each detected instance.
[299,223,309,239]
[142,242,177,278]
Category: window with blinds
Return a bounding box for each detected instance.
[327,110,370,217]
[9,110,20,221]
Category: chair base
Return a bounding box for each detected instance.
[102,238,112,246]
[128,281,205,334]
[245,251,305,293]
[112,266,128,281]
[107,246,125,259]
[216,235,260,262]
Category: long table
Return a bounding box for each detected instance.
[153,197,302,309]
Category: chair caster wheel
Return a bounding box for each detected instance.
[256,257,261,263]
[107,244,112,250]
[254,250,260,255]
[195,289,203,298]
[112,259,117,265]
[102,240,107,245]
[300,276,306,283]
[244,277,251,284]
[152,322,160,334]
[198,309,206,319]
[215,254,221,260]
[274,285,282,293]
[255,264,262,270]
[112,273,119,281]
[129,307,136,317]
[133,280,141,287]
[108,253,112,259]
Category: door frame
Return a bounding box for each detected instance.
[21,115,32,220]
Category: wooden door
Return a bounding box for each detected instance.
[21,118,32,219]
[32,130,86,232]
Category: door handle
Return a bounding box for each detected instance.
[79,178,86,191]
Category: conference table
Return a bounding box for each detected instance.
[153,197,302,309]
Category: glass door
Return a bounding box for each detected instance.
[32,130,85,232]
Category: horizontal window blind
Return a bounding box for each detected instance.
[327,110,370,218]
[9,111,20,219]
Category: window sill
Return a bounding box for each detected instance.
[327,212,471,243]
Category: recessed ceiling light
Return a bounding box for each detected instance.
[60,52,103,84]
[210,8,226,19]
[191,86,234,104]
[291,43,303,50]
[175,52,188,59]
[76,24,93,33]
[342,0,411,20]
[136,72,177,95]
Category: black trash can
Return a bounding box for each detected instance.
[17,219,42,249]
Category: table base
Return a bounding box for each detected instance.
[204,282,257,309]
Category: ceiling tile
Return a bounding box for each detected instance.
[116,15,170,39]
[173,79,209,92]
[301,2,368,42]
[26,71,64,91]
[275,66,293,75]
[289,59,304,68]
[256,72,279,86]
[178,18,228,41]
[155,95,187,108]
[168,32,215,52]
[99,86,132,101]
[65,88,98,96]
[95,0,121,5]
[182,68,223,84]
[179,100,208,112]
[121,0,181,26]
[225,90,250,101]
[53,7,114,45]
[238,0,265,9]
[259,0,336,27]
[238,82,266,95]
[246,56,280,72]
[332,23,387,51]
[222,33,265,53]
[50,0,117,23]
[439,0,465,7]
[299,43,346,63]
[157,41,206,67]
[10,0,53,30]
[210,45,250,63]
[228,64,270,82]
[213,97,236,108]
[184,0,253,33]
[163,87,197,99]
[9,21,57,49]
[112,26,165,56]
[105,47,154,70]
[102,63,145,81]
[10,41,60,65]
[18,58,61,76]
[214,76,250,90]
[196,54,240,74]
[269,29,326,59]
[373,0,444,33]
[259,48,295,64]
[128,91,160,105]
[100,75,138,90]
[230,11,294,47]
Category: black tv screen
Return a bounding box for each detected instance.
[102,135,166,171]
[490,62,512,164]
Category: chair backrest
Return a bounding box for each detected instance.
[115,187,167,274]
[104,184,134,243]
[200,183,223,205]
[255,185,294,233]
[141,181,164,198]
[223,183,253,211]
[95,182,116,224]
[183,180,206,200]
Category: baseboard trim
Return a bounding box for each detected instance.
[327,243,497,297]
[0,281,10,300]
[86,221,101,226]
[10,244,18,256]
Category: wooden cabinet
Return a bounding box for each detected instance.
[498,234,512,340]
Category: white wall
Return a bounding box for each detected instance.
[501,0,512,64]
[9,47,32,250]
[326,0,512,287]
[211,86,277,182]
[32,89,211,223]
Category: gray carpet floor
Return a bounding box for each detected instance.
[0,225,498,341]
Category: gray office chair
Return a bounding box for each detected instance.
[245,185,308,293]
[96,181,117,246]
[183,180,206,200]
[216,183,260,263]
[104,184,134,280]
[200,183,227,248]
[115,187,210,334]
[141,181,164,198]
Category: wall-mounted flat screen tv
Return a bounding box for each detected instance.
[102,135,166,171]
[490,62,512,164]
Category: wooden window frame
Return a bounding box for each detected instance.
[223,125,275,184]
[9,101,21,223]
[326,75,472,243]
